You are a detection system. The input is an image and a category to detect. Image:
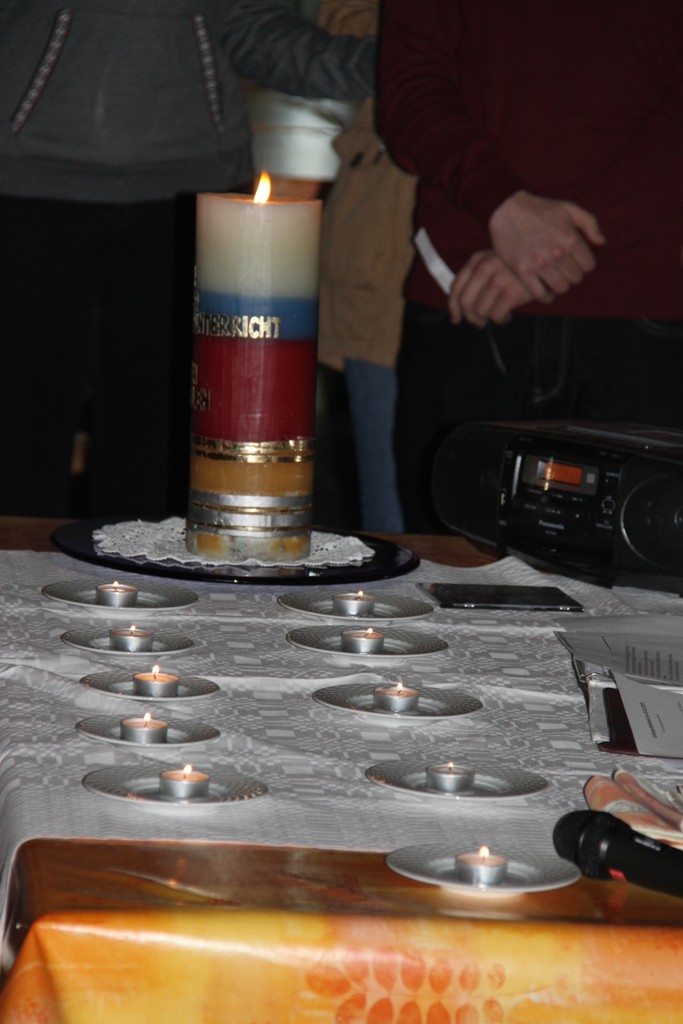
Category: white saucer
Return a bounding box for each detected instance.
[386,842,580,896]
[287,626,448,663]
[80,670,219,701]
[82,766,268,807]
[62,628,194,656]
[312,683,481,722]
[366,760,548,798]
[42,579,198,611]
[278,591,433,623]
[75,716,220,747]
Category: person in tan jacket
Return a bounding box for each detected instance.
[318,0,416,532]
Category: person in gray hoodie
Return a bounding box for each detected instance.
[0,1,375,516]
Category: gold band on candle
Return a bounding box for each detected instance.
[191,436,314,462]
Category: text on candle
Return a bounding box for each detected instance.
[193,312,282,339]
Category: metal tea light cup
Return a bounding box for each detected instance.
[332,591,377,617]
[372,681,420,712]
[159,765,210,800]
[109,626,154,653]
[425,763,475,794]
[340,628,385,655]
[133,666,180,698]
[95,581,139,608]
[120,713,168,745]
[455,847,508,886]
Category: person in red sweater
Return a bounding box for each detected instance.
[378,0,683,531]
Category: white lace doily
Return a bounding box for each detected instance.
[93,518,375,568]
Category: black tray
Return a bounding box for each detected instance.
[52,518,420,586]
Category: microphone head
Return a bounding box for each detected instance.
[553,810,632,879]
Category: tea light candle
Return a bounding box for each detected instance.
[426,762,475,794]
[373,679,419,712]
[340,628,385,655]
[159,764,210,800]
[120,712,168,745]
[455,846,508,886]
[133,664,180,698]
[109,625,154,653]
[332,590,377,617]
[95,581,138,608]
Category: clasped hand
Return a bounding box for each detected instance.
[449,190,605,328]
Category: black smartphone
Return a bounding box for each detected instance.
[422,583,584,612]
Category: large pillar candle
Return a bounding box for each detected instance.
[187,176,321,561]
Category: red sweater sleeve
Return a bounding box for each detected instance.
[377,0,523,228]
[575,40,683,255]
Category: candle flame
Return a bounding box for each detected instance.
[112,580,120,587]
[479,846,490,861]
[364,629,378,638]
[396,681,403,693]
[143,713,152,727]
[183,764,193,778]
[253,171,271,204]
[447,761,455,770]
[152,664,160,678]
[357,590,364,597]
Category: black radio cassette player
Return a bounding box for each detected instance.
[432,420,683,593]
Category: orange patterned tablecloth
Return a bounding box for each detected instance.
[4,905,683,1023]
[3,838,683,1022]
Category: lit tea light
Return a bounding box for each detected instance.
[109,624,154,653]
[373,679,419,712]
[95,581,138,608]
[332,590,377,617]
[159,763,210,800]
[455,846,508,886]
[340,627,385,655]
[120,712,168,745]
[425,761,475,794]
[133,664,180,698]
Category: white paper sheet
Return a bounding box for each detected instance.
[614,673,683,756]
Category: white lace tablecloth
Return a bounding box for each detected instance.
[1,545,683,953]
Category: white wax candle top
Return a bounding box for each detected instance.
[459,846,506,865]
[196,191,321,298]
[163,764,209,782]
[134,665,179,683]
[376,680,417,696]
[121,713,167,729]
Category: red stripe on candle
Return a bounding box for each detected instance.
[191,335,317,440]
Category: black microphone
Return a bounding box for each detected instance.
[553,809,683,900]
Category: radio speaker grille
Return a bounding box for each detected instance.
[431,423,509,544]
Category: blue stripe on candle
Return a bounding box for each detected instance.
[197,292,318,340]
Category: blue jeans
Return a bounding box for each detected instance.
[344,359,405,533]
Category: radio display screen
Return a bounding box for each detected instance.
[521,454,599,495]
